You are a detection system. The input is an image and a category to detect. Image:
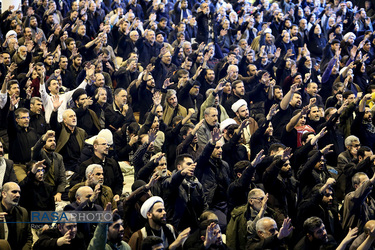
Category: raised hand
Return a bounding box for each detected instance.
[148,128,157,143]
[320,144,334,155]
[211,127,222,144]
[57,230,72,246]
[31,160,46,174]
[52,95,63,111]
[266,104,279,120]
[251,149,265,167]
[153,91,162,107]
[277,217,293,240]
[281,147,292,161]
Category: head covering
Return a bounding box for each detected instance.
[72,88,87,102]
[5,30,17,39]
[140,196,164,218]
[231,99,247,113]
[97,129,113,145]
[131,180,147,192]
[220,118,237,132]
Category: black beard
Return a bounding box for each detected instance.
[280,170,292,179]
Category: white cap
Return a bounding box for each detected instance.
[140,196,164,219]
[5,30,17,39]
[97,129,113,145]
[231,99,247,113]
[220,118,237,132]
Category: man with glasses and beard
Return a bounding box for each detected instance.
[0,182,33,250]
[129,196,190,250]
[31,130,67,202]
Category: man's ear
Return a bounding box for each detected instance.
[146,211,152,220]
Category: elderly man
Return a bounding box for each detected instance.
[50,108,87,172]
[79,137,123,195]
[86,73,113,104]
[197,107,219,146]
[69,164,115,209]
[34,215,86,249]
[128,196,190,250]
[0,182,32,250]
[105,88,136,132]
[247,217,293,249]
[227,188,281,250]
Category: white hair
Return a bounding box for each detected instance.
[85,164,103,179]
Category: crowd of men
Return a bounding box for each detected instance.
[2,0,375,248]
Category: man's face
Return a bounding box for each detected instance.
[307,83,318,96]
[314,156,326,171]
[44,137,56,152]
[94,73,105,87]
[67,41,76,51]
[73,56,82,67]
[63,110,77,127]
[8,83,20,97]
[78,25,86,36]
[30,18,38,28]
[177,157,195,176]
[60,58,68,70]
[76,94,87,108]
[189,85,200,97]
[25,28,32,38]
[248,65,257,76]
[35,167,45,182]
[331,43,340,52]
[311,224,328,243]
[19,46,27,60]
[183,60,193,70]
[223,82,232,94]
[259,219,278,239]
[155,157,167,177]
[321,188,333,206]
[290,93,302,108]
[161,51,172,65]
[211,141,223,159]
[2,53,11,66]
[237,105,249,120]
[205,70,215,82]
[297,114,306,126]
[108,219,125,243]
[97,89,107,104]
[249,191,266,212]
[58,223,78,240]
[348,140,360,156]
[274,88,283,101]
[45,55,53,66]
[234,82,245,97]
[345,94,355,104]
[150,202,167,226]
[2,183,21,207]
[95,138,109,156]
[160,20,167,28]
[229,67,239,81]
[16,112,30,128]
[291,26,299,35]
[155,105,163,119]
[265,34,272,44]
[309,106,321,121]
[147,31,155,43]
[300,19,307,30]
[48,80,60,94]
[151,116,159,130]
[116,90,127,107]
[205,109,218,126]
[91,168,104,185]
[167,94,178,108]
[364,107,372,122]
[156,34,164,43]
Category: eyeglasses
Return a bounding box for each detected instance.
[251,197,265,202]
[352,144,361,148]
[36,169,45,173]
[323,193,333,197]
[18,116,30,120]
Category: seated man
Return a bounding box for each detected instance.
[69,164,116,209]
[33,215,86,249]
[247,217,293,250]
[0,182,32,250]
